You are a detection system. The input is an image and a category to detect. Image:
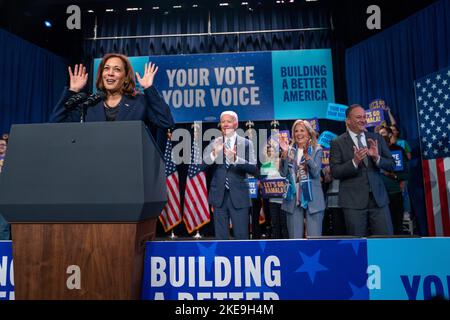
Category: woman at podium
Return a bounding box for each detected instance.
[49,53,174,130]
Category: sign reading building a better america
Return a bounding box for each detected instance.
[93,50,335,122]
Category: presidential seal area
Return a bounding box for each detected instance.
[218,304,274,316]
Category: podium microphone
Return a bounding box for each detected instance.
[81,91,106,107]
[64,92,88,109]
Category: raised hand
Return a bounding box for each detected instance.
[68,64,88,93]
[367,138,379,159]
[353,146,368,165]
[136,62,158,89]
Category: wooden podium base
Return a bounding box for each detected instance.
[11,219,156,300]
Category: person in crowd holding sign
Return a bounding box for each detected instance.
[260,143,288,239]
[202,111,258,240]
[379,126,409,235]
[280,120,325,239]
[50,53,174,132]
[330,105,395,236]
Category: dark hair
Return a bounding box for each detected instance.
[390,124,401,135]
[382,126,393,135]
[345,104,363,119]
[95,53,136,96]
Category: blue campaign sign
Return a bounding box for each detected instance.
[94,50,335,122]
[0,241,14,300]
[365,107,385,127]
[318,131,337,149]
[369,98,386,110]
[391,150,404,171]
[141,239,368,300]
[367,238,450,300]
[326,103,348,121]
[247,178,258,199]
[272,49,335,120]
[147,52,274,123]
[306,117,320,132]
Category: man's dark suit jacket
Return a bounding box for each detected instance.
[202,135,258,209]
[330,131,395,209]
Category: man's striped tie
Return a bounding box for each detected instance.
[225,137,231,189]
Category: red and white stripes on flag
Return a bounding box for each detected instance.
[183,140,210,233]
[159,171,182,232]
[422,158,450,236]
[159,138,182,232]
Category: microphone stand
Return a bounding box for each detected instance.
[80,104,86,123]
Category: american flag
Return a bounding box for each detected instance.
[159,137,182,232]
[415,66,450,236]
[183,138,210,234]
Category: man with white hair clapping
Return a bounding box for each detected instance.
[202,111,258,240]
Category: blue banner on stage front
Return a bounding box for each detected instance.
[93,50,335,122]
[141,239,368,300]
[0,241,14,300]
[367,238,450,300]
[2,238,450,300]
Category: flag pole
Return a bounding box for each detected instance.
[169,229,178,240]
[193,230,202,239]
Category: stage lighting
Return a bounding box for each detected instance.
[44,21,52,28]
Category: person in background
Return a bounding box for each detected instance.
[379,126,409,235]
[280,120,325,239]
[260,143,288,239]
[321,165,346,236]
[390,124,412,160]
[0,138,11,240]
[330,104,395,237]
[202,111,258,240]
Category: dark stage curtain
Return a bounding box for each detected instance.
[0,28,67,135]
[345,0,450,235]
[82,6,331,59]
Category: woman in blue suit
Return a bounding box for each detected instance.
[50,53,174,130]
[280,120,325,239]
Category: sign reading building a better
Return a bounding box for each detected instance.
[93,50,335,122]
[141,239,369,300]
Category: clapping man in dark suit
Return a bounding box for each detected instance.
[330,105,395,236]
[202,111,258,240]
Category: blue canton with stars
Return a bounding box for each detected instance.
[141,239,368,300]
[415,67,450,160]
[163,138,176,177]
[188,138,202,179]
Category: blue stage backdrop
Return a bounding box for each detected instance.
[93,49,335,123]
